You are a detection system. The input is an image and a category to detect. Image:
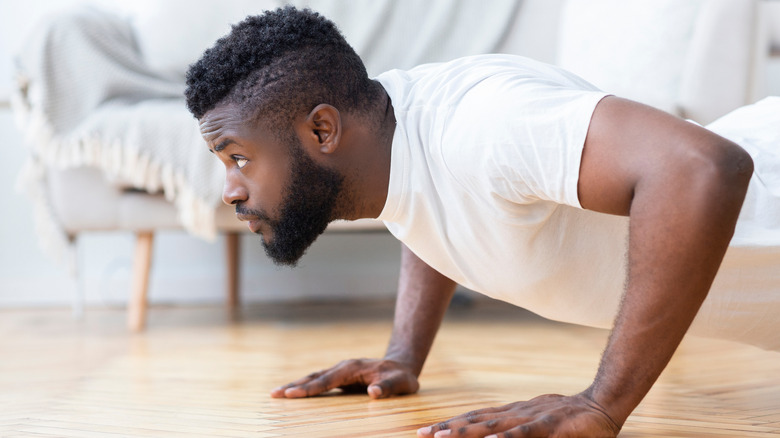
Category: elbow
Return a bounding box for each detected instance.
[687,139,754,217]
[721,138,753,180]
[711,139,753,200]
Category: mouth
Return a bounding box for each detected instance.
[247,219,263,234]
[236,214,263,234]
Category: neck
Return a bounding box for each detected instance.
[339,83,395,220]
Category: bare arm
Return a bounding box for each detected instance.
[271,243,456,399]
[578,97,753,425]
[385,243,458,376]
[419,96,753,437]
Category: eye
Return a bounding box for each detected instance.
[234,156,248,169]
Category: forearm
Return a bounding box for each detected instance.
[385,243,457,376]
[583,141,753,425]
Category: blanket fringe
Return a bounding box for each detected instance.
[11,81,217,264]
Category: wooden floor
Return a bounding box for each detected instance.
[1,300,779,437]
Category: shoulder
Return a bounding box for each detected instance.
[376,54,601,110]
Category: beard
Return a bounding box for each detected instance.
[236,140,345,266]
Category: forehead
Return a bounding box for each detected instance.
[198,102,252,142]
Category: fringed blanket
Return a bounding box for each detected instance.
[12,7,224,262]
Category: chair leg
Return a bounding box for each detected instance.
[67,235,85,320]
[128,231,154,332]
[225,232,241,316]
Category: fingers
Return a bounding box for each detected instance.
[417,406,514,437]
[274,366,351,398]
[417,395,620,438]
[418,419,546,438]
[270,370,325,398]
[416,401,554,438]
[417,414,534,438]
[271,359,420,400]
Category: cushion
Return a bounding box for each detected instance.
[556,0,704,115]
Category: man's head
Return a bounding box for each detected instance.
[185,6,374,132]
[185,7,377,266]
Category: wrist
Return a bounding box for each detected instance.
[383,348,425,376]
[580,384,632,430]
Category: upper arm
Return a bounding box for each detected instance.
[577,96,753,217]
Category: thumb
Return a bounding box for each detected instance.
[367,384,384,399]
[367,370,420,399]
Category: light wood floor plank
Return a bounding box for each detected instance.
[1,302,778,437]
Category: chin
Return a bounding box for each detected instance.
[263,243,307,267]
[260,230,325,267]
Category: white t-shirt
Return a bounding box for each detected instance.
[375,54,780,351]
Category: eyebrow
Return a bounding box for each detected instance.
[211,138,236,153]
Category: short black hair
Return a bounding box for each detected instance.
[185,6,376,129]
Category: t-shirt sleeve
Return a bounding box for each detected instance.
[442,74,609,209]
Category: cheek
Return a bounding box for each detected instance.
[246,158,291,210]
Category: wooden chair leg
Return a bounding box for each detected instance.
[66,234,85,320]
[225,232,241,316]
[128,231,154,332]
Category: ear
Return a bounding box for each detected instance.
[302,104,342,154]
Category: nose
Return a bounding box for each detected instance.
[222,172,248,205]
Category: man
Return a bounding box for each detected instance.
[184,6,780,437]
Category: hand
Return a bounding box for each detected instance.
[270,358,419,399]
[417,394,621,438]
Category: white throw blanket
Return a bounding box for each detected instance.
[12,7,224,262]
